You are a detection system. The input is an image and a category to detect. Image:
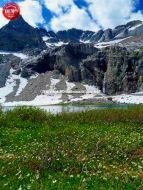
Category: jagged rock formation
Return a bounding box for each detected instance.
[9,43,142,95]
[42,20,143,44]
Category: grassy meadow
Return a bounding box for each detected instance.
[0,106,143,190]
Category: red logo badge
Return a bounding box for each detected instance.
[2,3,20,20]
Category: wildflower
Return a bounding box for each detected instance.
[27,185,31,190]
[16,170,21,176]
[52,180,57,184]
[26,173,30,177]
[82,178,86,182]
[4,182,8,186]
[36,171,40,180]
[18,186,22,190]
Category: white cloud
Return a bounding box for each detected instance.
[50,5,99,31]
[44,0,74,15]
[18,0,44,27]
[0,0,142,32]
[86,0,143,29]
[44,0,99,31]
[128,10,143,21]
[0,8,9,28]
[44,0,143,32]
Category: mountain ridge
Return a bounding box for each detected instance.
[41,20,143,44]
[0,16,143,105]
[0,15,143,51]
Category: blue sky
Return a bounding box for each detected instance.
[0,0,143,31]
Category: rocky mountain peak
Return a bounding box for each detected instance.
[0,15,46,51]
[126,20,142,28]
[3,15,29,29]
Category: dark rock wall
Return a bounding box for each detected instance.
[18,44,143,95]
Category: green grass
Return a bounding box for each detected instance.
[0,106,143,190]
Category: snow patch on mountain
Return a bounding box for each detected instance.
[15,78,28,96]
[0,51,28,59]
[0,77,15,103]
[49,79,60,91]
[3,94,62,107]
[66,81,75,91]
[0,69,28,103]
[9,69,28,97]
[128,23,143,31]
[1,75,103,106]
[42,36,53,41]
[84,84,101,93]
[45,41,68,48]
[94,37,131,48]
[112,92,143,104]
[13,53,29,59]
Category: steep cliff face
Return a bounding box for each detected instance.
[103,47,142,94]
[13,43,143,95]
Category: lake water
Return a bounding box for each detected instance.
[2,104,129,114]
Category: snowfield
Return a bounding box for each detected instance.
[3,94,63,107]
[112,93,143,104]
[0,69,143,106]
[1,76,103,106]
[0,69,28,103]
